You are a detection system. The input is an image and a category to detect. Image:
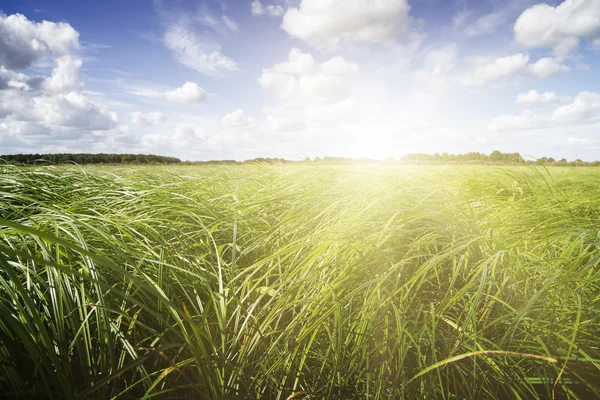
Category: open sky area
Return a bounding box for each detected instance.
[0,0,599,160]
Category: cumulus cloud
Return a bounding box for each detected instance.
[1,88,117,132]
[164,21,238,76]
[139,123,211,153]
[487,109,547,132]
[0,13,117,144]
[43,55,83,93]
[130,111,165,125]
[251,1,284,17]
[489,91,600,132]
[526,57,570,78]
[0,91,116,134]
[514,0,600,56]
[0,120,48,138]
[259,48,357,133]
[266,5,285,17]
[462,54,569,87]
[516,90,571,106]
[462,53,530,87]
[174,123,208,142]
[0,67,32,91]
[552,92,600,124]
[165,82,208,104]
[222,109,254,128]
[0,13,80,70]
[281,0,411,46]
[251,1,263,16]
[29,92,117,130]
[0,54,83,94]
[260,48,357,105]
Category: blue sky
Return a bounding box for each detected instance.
[0,0,599,160]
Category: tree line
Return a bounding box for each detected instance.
[1,151,597,166]
[1,153,182,165]
[396,151,595,166]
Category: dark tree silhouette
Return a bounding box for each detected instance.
[1,153,181,165]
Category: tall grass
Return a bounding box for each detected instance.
[1,163,600,399]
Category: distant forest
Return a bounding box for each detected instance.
[1,153,182,165]
[1,151,597,166]
[395,151,593,166]
[189,151,596,166]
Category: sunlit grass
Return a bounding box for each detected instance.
[1,163,600,399]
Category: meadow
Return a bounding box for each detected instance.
[1,163,599,399]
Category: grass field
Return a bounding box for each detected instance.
[1,163,600,399]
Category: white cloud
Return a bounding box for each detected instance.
[462,54,569,87]
[165,82,208,104]
[174,123,208,142]
[552,92,600,124]
[0,120,48,138]
[462,53,530,87]
[0,66,41,91]
[260,48,357,105]
[164,21,238,76]
[43,55,82,93]
[281,0,411,46]
[465,12,506,37]
[0,53,85,95]
[251,1,263,16]
[222,109,255,128]
[266,5,285,17]
[489,91,600,132]
[251,1,284,17]
[270,48,316,75]
[29,92,117,131]
[259,48,357,133]
[35,20,81,55]
[488,109,550,132]
[1,85,117,134]
[0,13,80,70]
[138,123,211,154]
[526,57,570,78]
[117,81,166,99]
[527,58,569,78]
[0,13,117,140]
[130,111,165,125]
[516,90,570,106]
[222,16,239,32]
[198,15,218,28]
[514,0,600,56]
[415,44,457,88]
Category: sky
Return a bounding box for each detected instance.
[0,0,599,161]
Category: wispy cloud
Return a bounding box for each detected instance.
[163,20,238,76]
[153,1,239,76]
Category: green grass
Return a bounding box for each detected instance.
[1,163,600,399]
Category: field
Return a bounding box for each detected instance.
[1,163,600,399]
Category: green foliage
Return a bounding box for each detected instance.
[1,164,600,398]
[401,150,526,164]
